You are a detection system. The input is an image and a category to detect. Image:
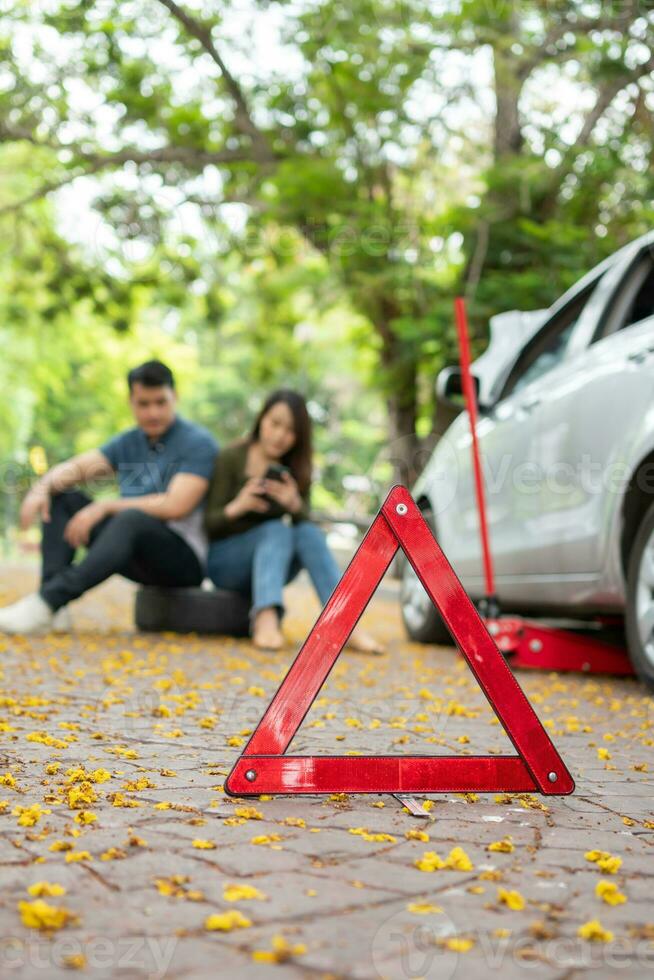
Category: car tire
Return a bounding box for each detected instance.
[134,585,251,637]
[399,508,454,646]
[625,500,654,691]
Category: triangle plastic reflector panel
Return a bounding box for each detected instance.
[225,486,575,797]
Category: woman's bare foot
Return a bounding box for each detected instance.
[252,608,285,651]
[347,627,385,655]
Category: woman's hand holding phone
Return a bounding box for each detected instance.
[262,470,302,514]
[225,477,270,519]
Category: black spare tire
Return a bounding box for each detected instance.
[135,586,251,636]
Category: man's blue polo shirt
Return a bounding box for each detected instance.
[100,416,218,565]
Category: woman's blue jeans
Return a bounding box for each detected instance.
[206,519,342,623]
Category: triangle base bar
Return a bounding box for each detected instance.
[226,755,549,796]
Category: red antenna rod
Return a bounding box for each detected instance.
[454,296,497,612]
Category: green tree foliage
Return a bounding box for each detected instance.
[0,0,652,495]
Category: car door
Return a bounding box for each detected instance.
[527,247,654,577]
[438,279,602,590]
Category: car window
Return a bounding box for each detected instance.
[501,277,601,400]
[617,255,654,332]
[512,321,576,395]
[625,264,654,328]
[593,250,654,340]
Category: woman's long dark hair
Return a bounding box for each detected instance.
[248,389,312,493]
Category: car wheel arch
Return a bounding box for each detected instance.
[621,450,654,577]
[399,494,453,646]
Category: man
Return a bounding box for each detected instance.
[0,360,218,634]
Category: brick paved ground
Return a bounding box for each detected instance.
[0,565,652,979]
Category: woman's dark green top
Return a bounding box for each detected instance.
[204,441,311,541]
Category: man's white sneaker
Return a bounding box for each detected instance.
[0,594,54,635]
[52,606,73,633]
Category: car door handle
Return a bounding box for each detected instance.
[628,347,654,364]
[519,396,541,414]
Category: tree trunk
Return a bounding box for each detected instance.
[492,39,524,159]
[375,312,421,487]
[461,41,525,292]
[385,383,420,487]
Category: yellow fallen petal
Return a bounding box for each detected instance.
[64,851,92,863]
[234,806,263,820]
[415,851,446,872]
[440,937,474,952]
[405,829,429,842]
[444,846,474,871]
[18,899,76,931]
[13,804,51,827]
[63,953,86,970]
[27,882,66,898]
[584,850,622,874]
[407,902,443,915]
[595,880,626,905]
[497,888,526,910]
[204,910,251,932]
[74,810,97,825]
[487,837,514,853]
[252,934,306,962]
[578,919,614,942]
[223,884,267,902]
[348,827,396,843]
[251,834,282,845]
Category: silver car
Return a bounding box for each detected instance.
[401,231,654,688]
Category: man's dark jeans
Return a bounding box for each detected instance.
[40,491,203,611]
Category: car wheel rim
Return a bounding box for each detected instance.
[635,533,654,665]
[400,561,432,631]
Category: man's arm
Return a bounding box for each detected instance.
[62,472,210,549]
[20,449,114,529]
[103,472,209,522]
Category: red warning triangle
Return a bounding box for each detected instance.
[225,486,574,797]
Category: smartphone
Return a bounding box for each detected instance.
[262,464,290,504]
[264,463,290,482]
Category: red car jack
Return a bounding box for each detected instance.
[454,297,634,678]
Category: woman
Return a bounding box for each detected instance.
[205,389,384,654]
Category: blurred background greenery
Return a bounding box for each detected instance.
[1,0,653,547]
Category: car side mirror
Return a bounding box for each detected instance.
[436,366,487,411]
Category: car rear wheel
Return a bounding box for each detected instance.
[399,509,454,646]
[625,499,654,691]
